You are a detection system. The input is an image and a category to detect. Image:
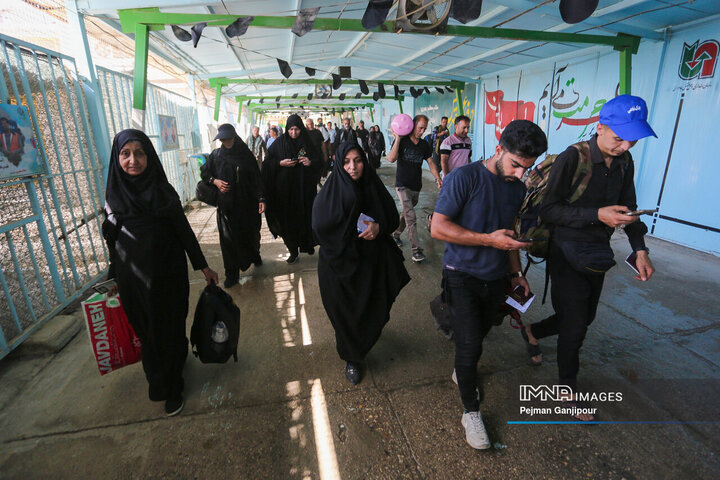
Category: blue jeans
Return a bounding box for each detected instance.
[443,269,506,411]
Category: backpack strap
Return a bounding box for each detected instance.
[567,141,593,204]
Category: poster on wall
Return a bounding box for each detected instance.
[0,104,44,180]
[158,115,179,151]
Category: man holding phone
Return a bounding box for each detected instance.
[521,95,657,421]
[431,120,548,449]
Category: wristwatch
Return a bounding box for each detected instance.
[635,247,650,254]
[510,271,523,279]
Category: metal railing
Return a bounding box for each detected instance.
[0,34,107,359]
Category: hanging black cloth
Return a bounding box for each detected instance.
[262,114,322,253]
[102,129,208,402]
[201,131,264,275]
[312,142,410,363]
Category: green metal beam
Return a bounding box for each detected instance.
[235,95,404,102]
[248,103,373,108]
[213,78,464,89]
[398,98,404,114]
[117,10,640,50]
[619,49,632,95]
[132,23,150,111]
[370,108,375,123]
[214,85,222,121]
[455,88,464,116]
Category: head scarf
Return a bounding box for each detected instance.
[313,142,397,262]
[105,129,181,218]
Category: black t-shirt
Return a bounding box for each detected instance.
[395,136,432,191]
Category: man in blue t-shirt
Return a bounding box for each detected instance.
[431,120,547,450]
[388,114,443,263]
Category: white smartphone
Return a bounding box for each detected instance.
[625,252,640,275]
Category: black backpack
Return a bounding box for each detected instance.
[191,283,240,363]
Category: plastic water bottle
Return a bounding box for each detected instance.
[211,321,229,343]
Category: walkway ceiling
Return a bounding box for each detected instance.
[77,0,720,100]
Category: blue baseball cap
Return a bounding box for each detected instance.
[599,95,657,141]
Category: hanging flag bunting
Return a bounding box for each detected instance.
[171,25,192,42]
[321,92,329,99]
[276,96,281,102]
[292,7,320,37]
[299,105,305,110]
[362,0,393,29]
[276,103,281,109]
[424,87,431,94]
[341,108,345,114]
[191,22,207,48]
[451,0,483,24]
[359,80,369,95]
[305,67,316,76]
[355,92,362,99]
[339,93,346,100]
[259,97,264,104]
[307,93,313,100]
[373,92,380,101]
[292,93,298,98]
[378,83,386,99]
[339,66,352,78]
[393,85,400,98]
[560,0,599,24]
[323,107,328,112]
[226,16,254,37]
[277,59,293,78]
[331,109,336,115]
[332,74,342,90]
[410,87,422,98]
[446,86,454,93]
[436,87,445,94]
[398,89,405,95]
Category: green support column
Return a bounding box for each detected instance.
[351,111,356,123]
[456,88,464,116]
[619,48,632,94]
[398,98,404,114]
[214,85,222,122]
[132,23,149,111]
[370,108,375,123]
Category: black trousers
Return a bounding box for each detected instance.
[444,269,506,411]
[530,242,605,392]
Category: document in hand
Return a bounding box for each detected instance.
[505,285,536,313]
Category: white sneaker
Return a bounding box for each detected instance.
[452,369,457,384]
[461,411,490,450]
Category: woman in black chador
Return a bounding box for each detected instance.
[262,114,323,264]
[102,129,218,416]
[367,125,386,170]
[312,142,410,384]
[201,124,265,287]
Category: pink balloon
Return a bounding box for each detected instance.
[391,114,413,136]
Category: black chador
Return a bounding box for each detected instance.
[201,130,263,282]
[262,114,323,259]
[312,142,410,364]
[103,129,208,403]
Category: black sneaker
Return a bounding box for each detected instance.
[345,362,362,385]
[223,277,238,288]
[286,253,299,264]
[412,251,426,263]
[254,256,263,267]
[393,235,403,247]
[165,396,184,417]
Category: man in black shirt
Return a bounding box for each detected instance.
[522,95,657,420]
[388,114,443,262]
[334,117,357,160]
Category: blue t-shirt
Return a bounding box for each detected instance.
[434,161,526,280]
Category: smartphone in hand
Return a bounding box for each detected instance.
[624,208,657,216]
[625,252,640,275]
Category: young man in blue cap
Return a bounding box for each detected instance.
[521,95,657,420]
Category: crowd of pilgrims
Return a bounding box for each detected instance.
[102,114,400,416]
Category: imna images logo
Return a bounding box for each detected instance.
[678,39,719,80]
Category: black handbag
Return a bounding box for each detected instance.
[196,180,218,207]
[558,239,616,275]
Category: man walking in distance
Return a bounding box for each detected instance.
[440,115,472,176]
[431,120,548,448]
[388,114,443,263]
[432,116,450,172]
[334,117,357,159]
[521,95,656,421]
[316,117,330,165]
[356,120,369,153]
[246,125,267,169]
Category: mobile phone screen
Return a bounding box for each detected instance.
[625,252,639,275]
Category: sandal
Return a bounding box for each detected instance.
[520,327,542,367]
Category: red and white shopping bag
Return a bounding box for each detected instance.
[82,292,142,375]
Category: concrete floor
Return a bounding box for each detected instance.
[1,164,719,480]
